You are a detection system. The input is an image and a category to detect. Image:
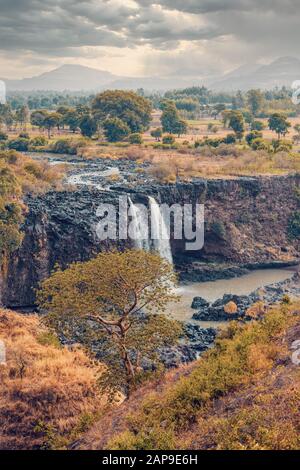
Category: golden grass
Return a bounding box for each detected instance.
[0,310,107,450]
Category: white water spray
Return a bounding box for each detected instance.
[128,196,173,265]
[149,197,173,265]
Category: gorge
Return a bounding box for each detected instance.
[0,156,299,310]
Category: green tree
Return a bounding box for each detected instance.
[229,111,245,141]
[251,120,265,131]
[247,89,264,116]
[15,105,29,130]
[151,127,163,141]
[161,101,187,135]
[43,113,61,138]
[63,110,80,133]
[37,250,180,397]
[92,90,152,133]
[246,130,263,146]
[103,118,130,142]
[79,115,97,138]
[268,113,291,140]
[30,110,48,130]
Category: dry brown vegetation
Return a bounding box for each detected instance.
[0,309,107,450]
[75,302,300,450]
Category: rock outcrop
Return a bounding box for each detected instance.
[1,174,299,307]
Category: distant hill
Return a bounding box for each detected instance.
[3,57,300,92]
[2,64,199,92]
[211,57,300,90]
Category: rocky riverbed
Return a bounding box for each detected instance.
[192,271,300,322]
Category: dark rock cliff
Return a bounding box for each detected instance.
[1,175,299,308]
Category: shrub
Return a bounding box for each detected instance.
[288,211,300,239]
[129,133,143,145]
[50,138,87,155]
[19,132,30,139]
[223,134,236,144]
[30,136,48,147]
[162,134,175,145]
[8,138,29,152]
[0,131,8,141]
[210,221,227,240]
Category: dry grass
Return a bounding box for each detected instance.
[76,302,300,450]
[0,310,107,450]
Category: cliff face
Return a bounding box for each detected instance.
[1,175,299,308]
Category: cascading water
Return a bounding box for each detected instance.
[149,197,173,265]
[128,196,173,265]
[128,197,150,252]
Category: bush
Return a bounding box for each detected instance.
[223,134,236,144]
[30,136,48,147]
[50,138,87,155]
[129,133,143,145]
[0,131,8,141]
[210,221,227,240]
[19,132,30,139]
[162,134,175,145]
[8,138,29,152]
[251,138,270,151]
[288,211,300,239]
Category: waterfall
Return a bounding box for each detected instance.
[149,197,173,265]
[128,197,150,252]
[128,196,173,265]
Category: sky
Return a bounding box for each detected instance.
[0,0,299,79]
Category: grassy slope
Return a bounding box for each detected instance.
[0,310,107,450]
[76,302,300,450]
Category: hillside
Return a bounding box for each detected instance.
[211,57,300,91]
[0,310,108,450]
[75,302,300,450]
[4,56,300,92]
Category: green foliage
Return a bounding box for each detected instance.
[228,111,245,140]
[251,120,265,131]
[247,89,264,116]
[0,132,8,141]
[103,118,130,142]
[288,211,300,239]
[151,128,163,141]
[129,133,143,144]
[92,90,152,133]
[30,135,48,147]
[79,115,97,138]
[162,134,175,145]
[8,138,29,152]
[268,113,291,140]
[246,130,263,146]
[37,250,181,398]
[161,101,187,135]
[210,221,227,240]
[108,305,291,450]
[50,138,87,155]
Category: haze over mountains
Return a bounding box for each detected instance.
[3,57,300,92]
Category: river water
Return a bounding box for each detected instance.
[167,267,297,326]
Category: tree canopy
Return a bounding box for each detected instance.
[92,90,152,134]
[37,250,181,397]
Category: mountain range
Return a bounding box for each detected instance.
[3,57,300,92]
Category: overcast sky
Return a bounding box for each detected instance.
[0,0,299,79]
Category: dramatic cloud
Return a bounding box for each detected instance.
[0,0,299,78]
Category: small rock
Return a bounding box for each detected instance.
[191,296,210,309]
